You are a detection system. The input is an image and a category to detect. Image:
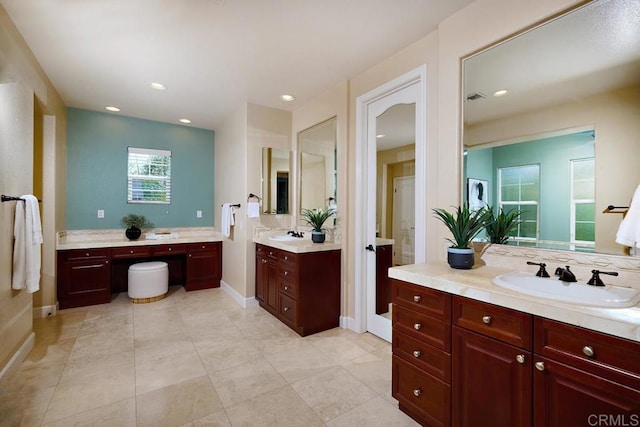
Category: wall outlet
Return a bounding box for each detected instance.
[97,210,104,218]
[196,210,202,218]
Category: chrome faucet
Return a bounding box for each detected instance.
[554,266,577,282]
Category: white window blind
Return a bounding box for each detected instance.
[127,147,171,204]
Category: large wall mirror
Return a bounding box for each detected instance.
[462,0,640,255]
[261,147,291,214]
[298,117,337,215]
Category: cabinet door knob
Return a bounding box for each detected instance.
[168,247,172,251]
[202,245,206,249]
[130,250,134,254]
[412,350,421,358]
[413,388,422,397]
[582,346,595,357]
[85,252,90,257]
[105,260,109,264]
[284,271,288,276]
[413,295,421,303]
[284,256,288,260]
[189,254,192,258]
[535,361,545,371]
[516,354,526,364]
[283,307,289,312]
[482,316,492,324]
[261,259,267,264]
[284,286,289,291]
[413,323,422,330]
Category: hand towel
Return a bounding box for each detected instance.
[221,203,235,238]
[616,184,640,248]
[12,195,42,293]
[247,202,260,218]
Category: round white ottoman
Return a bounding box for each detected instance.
[128,261,169,303]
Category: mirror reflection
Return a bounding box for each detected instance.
[462,0,640,255]
[261,147,290,214]
[298,117,337,214]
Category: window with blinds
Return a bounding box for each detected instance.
[127,147,171,204]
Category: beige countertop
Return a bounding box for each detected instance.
[376,238,394,246]
[253,235,341,254]
[388,262,640,343]
[57,227,223,250]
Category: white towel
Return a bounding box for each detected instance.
[247,202,260,218]
[12,195,42,293]
[221,203,235,238]
[616,184,640,248]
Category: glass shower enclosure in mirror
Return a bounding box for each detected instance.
[298,117,337,215]
[462,0,640,255]
[261,147,290,214]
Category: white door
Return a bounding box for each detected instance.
[364,82,420,342]
[393,176,415,266]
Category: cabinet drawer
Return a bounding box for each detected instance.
[112,246,152,259]
[393,304,451,351]
[279,293,298,325]
[152,244,186,256]
[61,248,109,261]
[278,250,297,266]
[393,329,451,383]
[391,279,450,321]
[453,296,532,349]
[278,265,297,283]
[534,317,640,389]
[392,355,451,427]
[279,279,298,300]
[187,242,219,252]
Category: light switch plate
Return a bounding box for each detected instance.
[97,210,104,218]
[196,210,202,218]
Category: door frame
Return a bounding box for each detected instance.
[353,65,427,335]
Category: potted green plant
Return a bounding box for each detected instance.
[301,207,335,243]
[484,206,521,244]
[433,204,491,269]
[121,213,149,241]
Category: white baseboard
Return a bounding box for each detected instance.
[220,280,259,309]
[341,316,363,332]
[33,304,57,319]
[0,332,35,380]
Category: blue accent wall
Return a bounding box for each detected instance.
[66,108,215,229]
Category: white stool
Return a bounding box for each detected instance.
[128,261,169,303]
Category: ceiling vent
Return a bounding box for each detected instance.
[465,92,487,102]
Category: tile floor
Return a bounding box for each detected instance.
[0,287,419,426]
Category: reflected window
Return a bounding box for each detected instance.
[498,164,539,240]
[127,147,171,204]
[571,158,595,243]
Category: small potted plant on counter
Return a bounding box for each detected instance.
[484,206,521,244]
[121,213,149,241]
[433,204,491,269]
[301,207,335,243]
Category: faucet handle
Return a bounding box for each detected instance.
[526,261,550,278]
[587,270,618,287]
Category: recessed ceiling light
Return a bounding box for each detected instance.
[105,106,120,112]
[493,89,509,97]
[279,94,295,102]
[179,119,192,124]
[150,82,167,90]
[376,134,385,138]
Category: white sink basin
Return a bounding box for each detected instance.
[268,235,303,242]
[492,271,640,308]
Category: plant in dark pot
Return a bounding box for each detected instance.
[433,205,491,269]
[301,207,335,243]
[484,206,521,245]
[121,214,149,241]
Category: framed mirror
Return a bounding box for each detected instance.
[462,0,640,255]
[298,117,337,215]
[261,147,290,214]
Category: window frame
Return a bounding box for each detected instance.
[497,164,540,242]
[569,157,595,246]
[127,147,172,205]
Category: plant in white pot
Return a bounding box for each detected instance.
[301,207,335,243]
[433,205,491,269]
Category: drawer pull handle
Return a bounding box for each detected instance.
[105,260,109,264]
[413,388,422,397]
[413,323,422,330]
[202,245,206,249]
[269,251,273,256]
[130,250,134,254]
[283,307,289,312]
[482,316,492,324]
[535,361,545,372]
[516,354,526,364]
[261,259,267,264]
[582,346,595,357]
[284,286,289,291]
[168,248,172,251]
[413,295,421,303]
[412,350,421,358]
[284,271,289,276]
[284,256,288,260]
[85,252,90,256]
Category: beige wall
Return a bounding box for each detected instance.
[0,4,66,374]
[376,145,415,239]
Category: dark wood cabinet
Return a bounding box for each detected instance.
[255,243,341,336]
[57,249,112,309]
[185,242,222,291]
[376,244,393,314]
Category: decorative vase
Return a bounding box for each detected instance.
[447,247,474,269]
[311,231,326,243]
[125,226,142,241]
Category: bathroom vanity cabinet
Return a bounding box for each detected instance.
[375,243,393,315]
[57,249,112,309]
[185,242,222,291]
[391,278,640,427]
[255,243,341,336]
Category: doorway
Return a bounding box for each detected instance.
[355,66,427,342]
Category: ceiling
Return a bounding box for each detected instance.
[1,0,474,131]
